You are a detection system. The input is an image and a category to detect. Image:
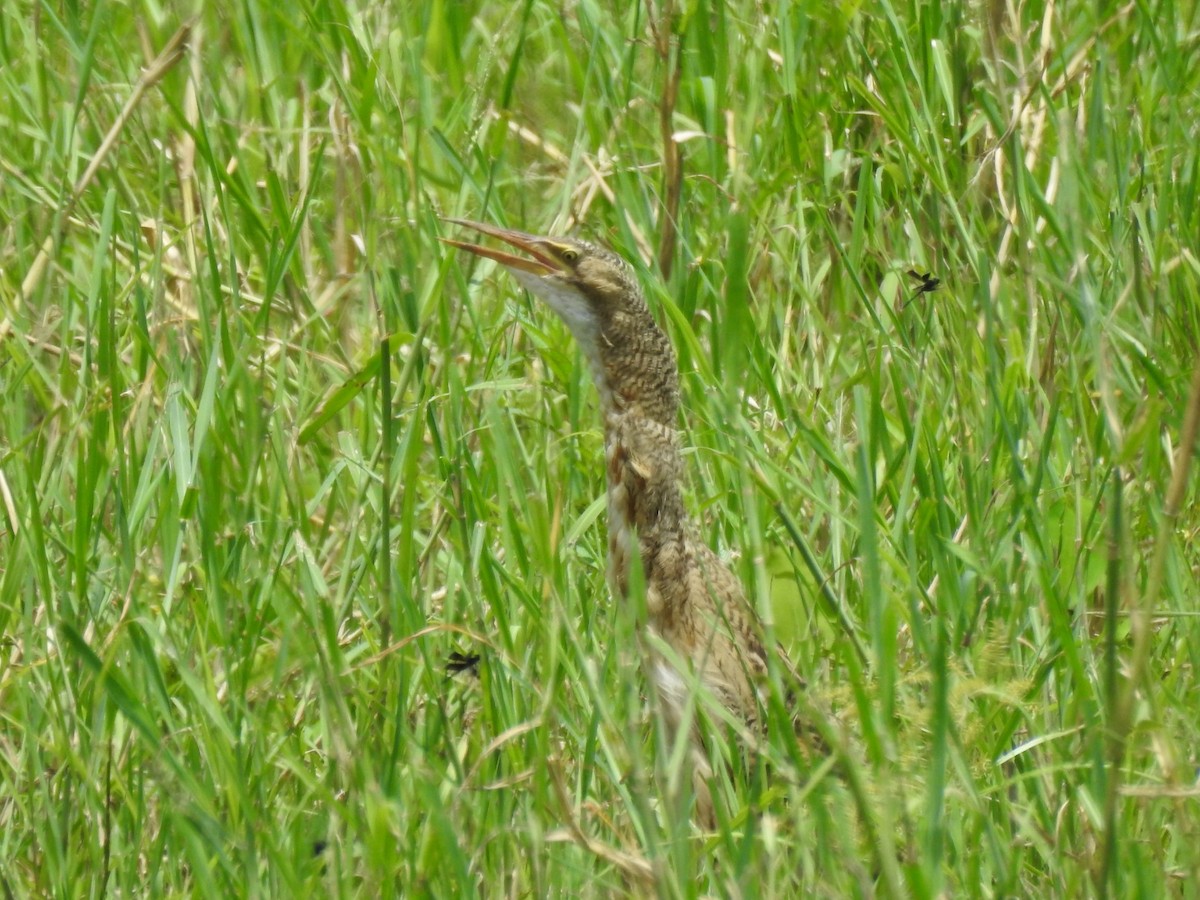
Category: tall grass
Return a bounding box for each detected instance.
[2,1,1198,895]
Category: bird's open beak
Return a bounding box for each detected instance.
[440,218,564,276]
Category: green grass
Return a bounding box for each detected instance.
[3,0,1199,895]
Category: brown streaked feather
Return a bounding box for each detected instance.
[447,218,790,825]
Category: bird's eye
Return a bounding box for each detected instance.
[561,248,579,264]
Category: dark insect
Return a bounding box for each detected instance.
[907,269,941,295]
[445,650,481,678]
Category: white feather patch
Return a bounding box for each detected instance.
[508,271,613,404]
[651,659,689,708]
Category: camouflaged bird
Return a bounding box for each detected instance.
[445,218,776,824]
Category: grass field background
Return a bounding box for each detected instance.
[2,1,1199,895]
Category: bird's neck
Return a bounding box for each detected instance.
[571,304,690,600]
[599,402,691,608]
[591,307,681,428]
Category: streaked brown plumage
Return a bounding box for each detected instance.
[444,218,774,823]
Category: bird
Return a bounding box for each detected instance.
[443,218,778,825]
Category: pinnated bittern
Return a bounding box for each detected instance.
[445,218,777,823]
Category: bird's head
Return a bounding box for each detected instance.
[442,218,642,349]
[443,217,679,423]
